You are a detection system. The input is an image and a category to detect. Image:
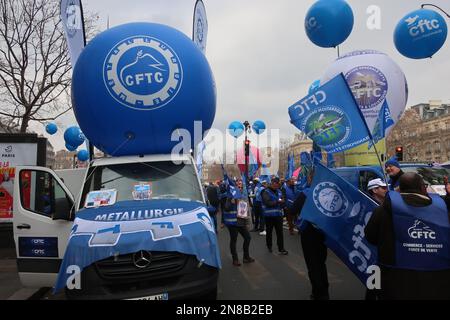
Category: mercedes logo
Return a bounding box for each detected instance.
[132,250,152,269]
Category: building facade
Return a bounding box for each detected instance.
[278,134,313,177]
[386,101,450,163]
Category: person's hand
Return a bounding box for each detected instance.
[444,176,450,195]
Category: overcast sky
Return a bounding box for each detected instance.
[32,0,450,152]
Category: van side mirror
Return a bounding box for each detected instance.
[52,197,74,221]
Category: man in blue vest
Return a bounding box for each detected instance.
[282,176,299,235]
[385,157,404,191]
[261,176,288,255]
[365,173,450,299]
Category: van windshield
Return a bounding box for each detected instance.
[402,166,450,185]
[79,161,203,209]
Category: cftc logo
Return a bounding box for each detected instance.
[313,182,349,218]
[103,35,183,111]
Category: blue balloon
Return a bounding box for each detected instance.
[252,120,266,135]
[228,121,244,138]
[45,123,58,135]
[65,143,77,152]
[308,79,321,94]
[77,150,89,162]
[394,9,448,59]
[72,22,216,156]
[64,126,85,147]
[305,0,354,48]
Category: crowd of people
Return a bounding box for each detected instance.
[204,158,450,300]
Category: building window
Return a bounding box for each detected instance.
[435,141,441,152]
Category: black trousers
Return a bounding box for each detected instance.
[300,223,329,300]
[253,202,263,230]
[265,216,285,251]
[227,225,251,260]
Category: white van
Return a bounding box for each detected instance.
[12,154,219,300]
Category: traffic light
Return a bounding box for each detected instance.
[245,139,250,156]
[395,146,403,161]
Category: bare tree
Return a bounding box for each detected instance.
[0,0,96,133]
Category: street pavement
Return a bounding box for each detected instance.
[0,220,365,300]
[216,221,365,300]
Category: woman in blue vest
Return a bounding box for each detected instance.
[261,176,288,255]
[365,172,450,299]
[223,179,255,266]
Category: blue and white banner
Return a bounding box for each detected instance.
[259,163,271,183]
[60,0,86,67]
[288,74,371,154]
[369,99,395,149]
[300,162,378,284]
[54,199,221,292]
[193,0,208,54]
[248,151,259,179]
[196,140,206,179]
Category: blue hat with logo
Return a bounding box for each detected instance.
[385,157,400,168]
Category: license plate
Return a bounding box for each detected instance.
[128,293,168,300]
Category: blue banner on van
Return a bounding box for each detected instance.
[54,199,221,292]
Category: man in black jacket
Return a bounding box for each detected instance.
[365,173,450,300]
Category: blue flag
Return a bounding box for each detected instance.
[222,165,242,199]
[369,100,395,149]
[285,153,295,179]
[54,199,221,292]
[289,74,371,153]
[300,162,378,284]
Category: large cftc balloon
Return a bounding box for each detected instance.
[228,121,244,138]
[45,123,58,135]
[252,120,266,135]
[72,22,216,156]
[64,126,85,147]
[394,9,448,59]
[321,50,408,135]
[305,0,354,48]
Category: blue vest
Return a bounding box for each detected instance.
[389,191,450,271]
[262,189,283,217]
[223,201,238,226]
[284,184,296,209]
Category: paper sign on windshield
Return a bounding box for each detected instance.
[84,189,117,208]
[132,182,152,200]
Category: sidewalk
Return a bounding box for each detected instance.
[0,248,39,300]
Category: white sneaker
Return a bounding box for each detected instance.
[259,231,266,236]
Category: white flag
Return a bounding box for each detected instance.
[193,0,208,54]
[60,0,86,66]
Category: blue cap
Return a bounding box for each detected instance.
[385,157,400,168]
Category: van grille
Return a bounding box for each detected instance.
[95,251,187,280]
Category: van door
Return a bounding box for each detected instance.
[13,166,74,288]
